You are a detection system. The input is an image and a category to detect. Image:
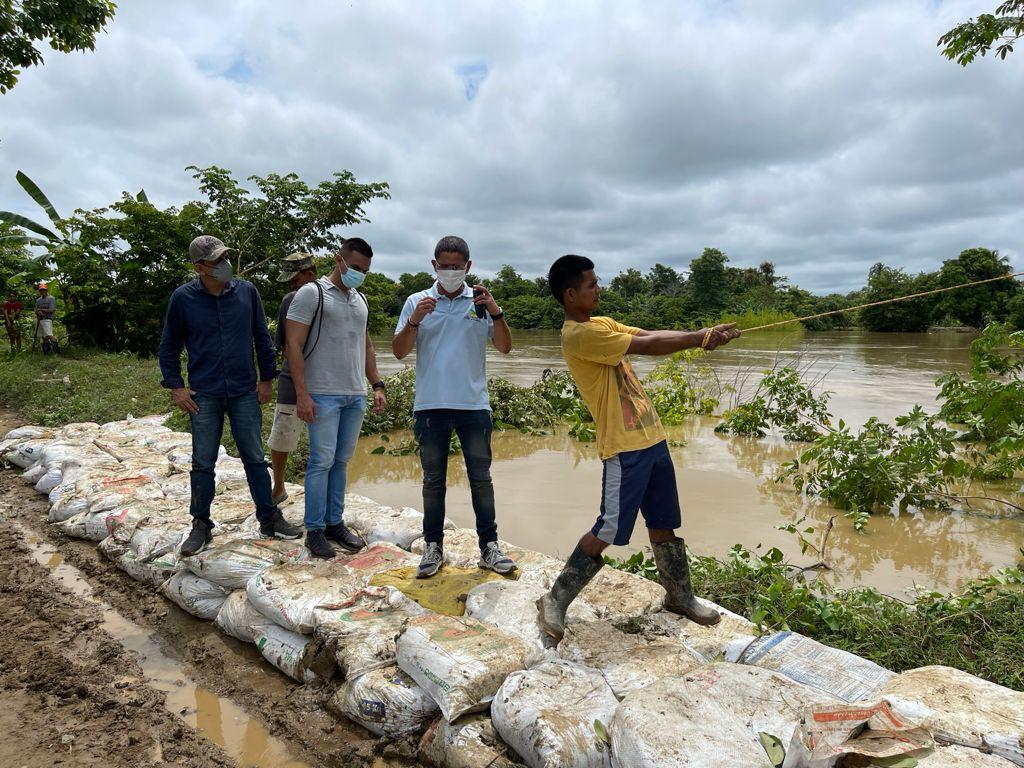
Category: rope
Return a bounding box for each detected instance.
[739,271,1024,333]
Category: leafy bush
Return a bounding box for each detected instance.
[716,366,831,441]
[644,349,722,425]
[937,323,1024,441]
[488,377,558,432]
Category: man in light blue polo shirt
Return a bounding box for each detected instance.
[393,235,516,578]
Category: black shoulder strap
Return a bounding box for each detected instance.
[302,281,325,360]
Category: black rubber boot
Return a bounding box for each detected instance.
[537,545,604,643]
[652,537,721,626]
[180,518,214,557]
[305,529,336,559]
[324,522,365,553]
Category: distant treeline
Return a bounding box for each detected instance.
[359,246,1022,335]
[2,162,1019,356]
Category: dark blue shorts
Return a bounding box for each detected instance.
[591,440,682,546]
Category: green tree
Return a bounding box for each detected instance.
[186,165,389,308]
[0,0,117,93]
[359,271,398,334]
[931,248,1017,328]
[938,1,1024,64]
[686,248,731,318]
[859,263,936,332]
[488,264,534,302]
[609,267,647,298]
[646,263,685,297]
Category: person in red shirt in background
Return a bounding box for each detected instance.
[3,289,23,352]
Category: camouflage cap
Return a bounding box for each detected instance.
[189,235,236,263]
[277,251,317,282]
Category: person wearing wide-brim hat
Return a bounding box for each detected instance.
[158,235,302,556]
[268,252,319,503]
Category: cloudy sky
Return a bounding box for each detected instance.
[2,0,1021,293]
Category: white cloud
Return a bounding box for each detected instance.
[1,0,1021,291]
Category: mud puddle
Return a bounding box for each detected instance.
[18,522,310,768]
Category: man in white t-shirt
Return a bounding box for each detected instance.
[285,238,386,558]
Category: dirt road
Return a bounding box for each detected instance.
[0,411,413,768]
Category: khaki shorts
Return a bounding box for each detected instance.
[35,318,53,338]
[268,403,304,453]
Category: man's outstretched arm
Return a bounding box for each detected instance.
[626,323,739,356]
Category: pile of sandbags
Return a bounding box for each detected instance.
[5,418,1024,768]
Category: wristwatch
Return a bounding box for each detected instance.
[372,381,385,392]
[489,309,504,321]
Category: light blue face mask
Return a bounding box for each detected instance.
[341,267,365,289]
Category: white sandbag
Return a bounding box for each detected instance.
[3,438,49,468]
[21,463,47,483]
[344,494,453,550]
[247,560,364,634]
[492,660,619,768]
[419,714,524,768]
[736,631,895,703]
[639,606,759,662]
[558,620,704,698]
[314,585,429,678]
[396,614,532,721]
[48,471,167,522]
[609,675,772,767]
[214,455,251,489]
[335,542,421,579]
[160,571,230,620]
[99,519,191,587]
[251,622,317,683]
[215,590,276,644]
[577,567,665,622]
[328,665,439,737]
[682,662,842,742]
[186,537,309,590]
[99,416,170,438]
[465,579,596,659]
[34,465,65,494]
[53,422,101,440]
[917,745,1019,767]
[879,666,1024,766]
[1,425,48,442]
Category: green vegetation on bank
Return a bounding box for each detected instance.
[607,541,1024,691]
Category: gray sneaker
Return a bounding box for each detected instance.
[479,541,517,574]
[417,542,444,579]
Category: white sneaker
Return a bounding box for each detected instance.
[417,542,444,579]
[479,541,517,574]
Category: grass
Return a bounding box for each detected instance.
[714,308,801,331]
[0,348,171,426]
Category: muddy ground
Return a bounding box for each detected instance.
[0,410,415,768]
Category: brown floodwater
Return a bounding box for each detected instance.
[358,329,1023,595]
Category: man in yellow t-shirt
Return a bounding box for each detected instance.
[537,254,740,642]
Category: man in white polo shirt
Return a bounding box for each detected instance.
[393,235,516,578]
[285,238,387,559]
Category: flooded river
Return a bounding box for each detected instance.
[356,328,1022,596]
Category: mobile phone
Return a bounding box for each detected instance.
[474,286,487,318]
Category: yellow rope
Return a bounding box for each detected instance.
[739,271,1024,333]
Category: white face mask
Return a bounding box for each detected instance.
[436,268,467,293]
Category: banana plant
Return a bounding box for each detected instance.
[0,171,68,247]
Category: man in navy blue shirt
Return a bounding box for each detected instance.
[159,234,302,555]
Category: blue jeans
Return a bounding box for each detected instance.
[304,394,366,531]
[414,409,497,552]
[189,391,276,525]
